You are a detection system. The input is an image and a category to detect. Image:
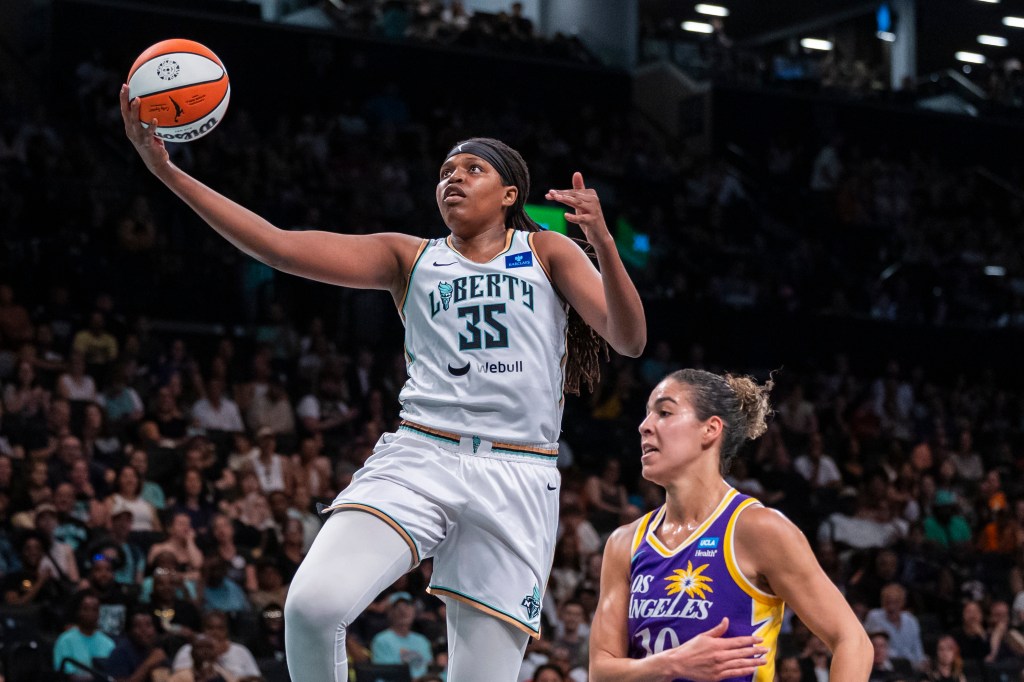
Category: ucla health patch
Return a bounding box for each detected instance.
[697,537,719,549]
[505,251,533,269]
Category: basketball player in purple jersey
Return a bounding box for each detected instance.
[590,369,873,681]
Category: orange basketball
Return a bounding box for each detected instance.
[127,39,230,142]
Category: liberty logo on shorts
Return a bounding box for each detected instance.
[521,585,542,621]
[472,436,481,453]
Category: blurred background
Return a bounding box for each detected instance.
[1,0,1024,680]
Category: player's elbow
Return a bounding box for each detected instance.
[614,331,647,358]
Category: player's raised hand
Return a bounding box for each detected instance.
[119,84,169,174]
[545,172,612,248]
[658,618,768,682]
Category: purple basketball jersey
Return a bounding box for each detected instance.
[627,488,785,682]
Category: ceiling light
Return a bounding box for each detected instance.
[978,35,1008,46]
[682,21,714,33]
[955,51,986,63]
[695,4,729,17]
[976,0,999,3]
[800,38,833,51]
[1003,16,1024,28]
[877,31,896,42]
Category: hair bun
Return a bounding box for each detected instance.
[725,374,774,440]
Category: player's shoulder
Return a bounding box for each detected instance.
[734,504,807,555]
[528,228,576,254]
[605,511,656,559]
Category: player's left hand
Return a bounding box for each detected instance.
[546,172,612,248]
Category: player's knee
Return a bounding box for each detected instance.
[285,565,361,631]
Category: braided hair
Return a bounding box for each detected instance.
[444,137,606,394]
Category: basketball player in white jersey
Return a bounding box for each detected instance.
[121,86,758,680]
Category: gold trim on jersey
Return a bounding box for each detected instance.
[527,231,553,283]
[723,498,785,682]
[398,239,430,323]
[444,228,515,262]
[631,510,656,558]
[645,488,739,557]
[723,498,784,605]
[720,493,782,679]
[426,586,542,639]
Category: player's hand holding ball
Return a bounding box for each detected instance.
[120,38,230,175]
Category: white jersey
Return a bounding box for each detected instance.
[398,229,569,445]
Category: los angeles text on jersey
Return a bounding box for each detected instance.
[629,593,713,620]
[429,273,536,317]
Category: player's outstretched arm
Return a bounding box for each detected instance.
[537,172,646,357]
[736,507,873,682]
[589,526,768,682]
[119,85,420,296]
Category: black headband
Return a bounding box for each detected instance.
[443,140,517,189]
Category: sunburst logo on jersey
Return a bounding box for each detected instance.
[665,561,713,599]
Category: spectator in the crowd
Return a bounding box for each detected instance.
[171,610,261,680]
[867,630,914,682]
[3,530,64,606]
[794,431,843,492]
[82,401,122,471]
[290,433,331,500]
[370,594,433,679]
[952,600,990,664]
[167,633,236,682]
[0,284,35,350]
[57,351,97,403]
[862,583,927,669]
[128,448,167,511]
[984,599,1024,663]
[250,558,289,613]
[169,467,217,536]
[148,511,204,580]
[105,609,172,681]
[923,489,972,551]
[295,371,358,455]
[80,552,133,638]
[190,378,244,434]
[552,599,589,669]
[99,362,144,434]
[529,663,567,682]
[53,589,116,679]
[926,634,966,682]
[33,501,80,584]
[273,514,306,584]
[107,465,162,533]
[582,458,631,537]
[206,512,256,592]
[248,427,293,496]
[2,359,49,440]
[150,384,189,443]
[245,373,295,437]
[248,602,286,662]
[148,568,202,639]
[198,553,250,617]
[105,500,146,586]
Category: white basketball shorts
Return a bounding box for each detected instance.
[323,420,561,637]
